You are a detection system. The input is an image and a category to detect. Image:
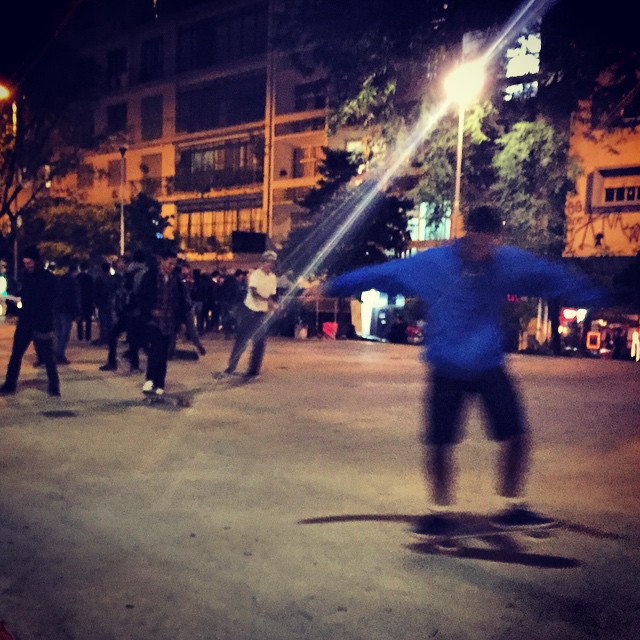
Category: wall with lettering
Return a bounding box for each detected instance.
[564,104,640,258]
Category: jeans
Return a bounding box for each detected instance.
[146,326,172,389]
[226,306,270,375]
[4,323,59,393]
[54,313,74,360]
[76,311,93,341]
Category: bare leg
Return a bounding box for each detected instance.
[497,431,530,498]
[424,444,455,506]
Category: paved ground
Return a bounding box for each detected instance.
[0,320,638,640]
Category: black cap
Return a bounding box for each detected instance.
[22,245,41,261]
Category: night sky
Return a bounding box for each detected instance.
[0,1,76,83]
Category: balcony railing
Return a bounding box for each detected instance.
[174,167,263,193]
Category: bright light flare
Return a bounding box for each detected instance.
[444,60,486,105]
[0,84,10,101]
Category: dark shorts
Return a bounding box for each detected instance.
[424,367,525,445]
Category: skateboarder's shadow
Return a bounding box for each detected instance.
[298,513,622,569]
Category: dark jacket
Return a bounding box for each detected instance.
[18,267,57,332]
[76,271,95,314]
[137,267,188,334]
[53,271,81,317]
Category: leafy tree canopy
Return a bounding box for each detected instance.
[279,148,411,277]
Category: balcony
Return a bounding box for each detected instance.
[175,167,263,193]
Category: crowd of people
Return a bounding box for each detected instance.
[0,245,273,398]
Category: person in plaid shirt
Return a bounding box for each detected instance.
[137,247,188,396]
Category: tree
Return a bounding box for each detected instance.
[0,41,100,274]
[279,148,411,277]
[491,117,575,258]
[125,193,176,256]
[27,197,118,263]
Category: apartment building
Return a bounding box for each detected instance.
[66,0,328,265]
[564,90,640,260]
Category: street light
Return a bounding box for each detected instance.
[443,60,486,239]
[119,145,127,256]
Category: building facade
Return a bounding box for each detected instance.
[564,94,640,259]
[65,0,328,265]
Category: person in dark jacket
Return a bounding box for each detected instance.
[0,245,60,396]
[137,247,188,396]
[76,261,95,342]
[320,205,610,535]
[53,255,81,364]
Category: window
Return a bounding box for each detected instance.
[293,146,323,178]
[141,95,163,140]
[176,72,266,132]
[175,139,264,192]
[503,28,540,102]
[408,202,451,242]
[140,153,162,196]
[177,3,267,72]
[140,37,164,82]
[588,165,640,213]
[176,200,265,250]
[106,102,127,134]
[107,47,128,90]
[77,164,94,189]
[108,158,126,187]
[294,80,327,111]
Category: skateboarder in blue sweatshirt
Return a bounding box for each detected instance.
[322,205,609,535]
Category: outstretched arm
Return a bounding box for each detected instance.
[500,247,611,307]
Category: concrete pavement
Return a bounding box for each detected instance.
[0,320,638,640]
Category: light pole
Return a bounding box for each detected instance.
[443,60,486,239]
[119,146,127,256]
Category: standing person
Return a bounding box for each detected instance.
[0,245,60,396]
[169,260,206,358]
[76,261,95,342]
[94,261,117,345]
[53,255,81,365]
[216,251,278,379]
[319,205,609,535]
[137,247,188,396]
[218,268,240,339]
[99,252,147,372]
[205,270,220,333]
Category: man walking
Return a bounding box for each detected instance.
[137,248,188,396]
[0,245,60,396]
[53,255,80,365]
[216,251,278,379]
[320,205,608,534]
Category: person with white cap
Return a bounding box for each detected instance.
[216,250,278,379]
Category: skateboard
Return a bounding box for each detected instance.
[412,512,557,550]
[142,391,191,407]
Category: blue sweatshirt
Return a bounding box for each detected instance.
[325,242,608,379]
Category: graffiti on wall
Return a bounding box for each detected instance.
[564,196,640,256]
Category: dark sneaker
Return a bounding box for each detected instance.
[413,514,458,537]
[491,506,556,529]
[99,363,117,371]
[0,385,16,395]
[198,346,207,356]
[48,389,61,397]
